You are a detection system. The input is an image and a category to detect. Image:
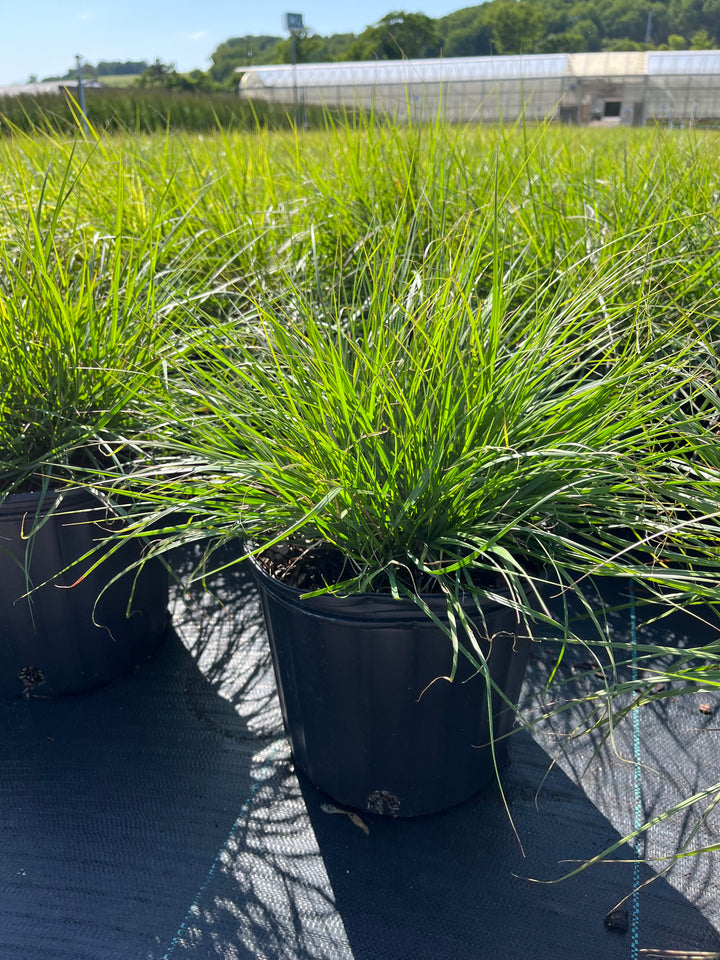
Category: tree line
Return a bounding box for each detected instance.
[45,60,150,81]
[210,1,719,82]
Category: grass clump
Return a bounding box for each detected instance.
[119,212,720,674]
[0,156,196,494]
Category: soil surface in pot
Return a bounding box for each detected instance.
[257,542,502,594]
[257,543,353,591]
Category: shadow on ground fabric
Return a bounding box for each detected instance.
[3,560,719,960]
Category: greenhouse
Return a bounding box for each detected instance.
[239,50,720,125]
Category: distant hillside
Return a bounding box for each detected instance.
[209,2,718,80]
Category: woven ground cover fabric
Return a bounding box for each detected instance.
[1,551,719,959]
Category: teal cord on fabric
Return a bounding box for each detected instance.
[630,580,641,960]
[163,745,279,959]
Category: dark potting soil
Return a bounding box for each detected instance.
[256,542,503,595]
[257,542,354,591]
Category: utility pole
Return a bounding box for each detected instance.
[75,54,89,135]
[291,32,298,127]
[284,13,304,128]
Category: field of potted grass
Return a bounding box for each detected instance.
[1,115,719,838]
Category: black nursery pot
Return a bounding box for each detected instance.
[251,557,531,818]
[0,487,168,698]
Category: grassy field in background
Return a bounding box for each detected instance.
[1,117,718,382]
[2,116,716,283]
[95,74,142,88]
[0,88,313,134]
[1,118,718,387]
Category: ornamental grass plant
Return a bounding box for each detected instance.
[106,188,720,849]
[1,118,717,672]
[116,208,720,675]
[0,152,194,496]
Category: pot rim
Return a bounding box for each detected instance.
[247,548,514,621]
[0,485,115,522]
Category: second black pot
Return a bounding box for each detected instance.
[0,487,168,698]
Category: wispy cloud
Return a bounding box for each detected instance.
[188,31,207,41]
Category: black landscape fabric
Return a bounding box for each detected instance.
[2,553,719,960]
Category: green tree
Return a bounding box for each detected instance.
[210,36,284,80]
[441,8,495,57]
[274,30,347,63]
[319,33,356,60]
[345,11,442,60]
[690,26,713,45]
[488,1,545,54]
[204,0,720,77]
[443,23,495,56]
[603,36,644,49]
[700,0,720,40]
[669,0,705,41]
[135,59,176,87]
[540,21,600,52]
[599,0,649,41]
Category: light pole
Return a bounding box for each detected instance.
[75,54,89,135]
[284,12,304,128]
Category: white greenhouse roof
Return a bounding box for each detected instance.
[567,52,647,77]
[240,50,720,91]
[648,50,720,74]
[0,81,78,97]
[240,55,570,89]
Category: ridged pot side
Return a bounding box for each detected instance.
[0,488,168,698]
[250,556,531,818]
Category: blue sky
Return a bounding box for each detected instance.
[1,1,468,85]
